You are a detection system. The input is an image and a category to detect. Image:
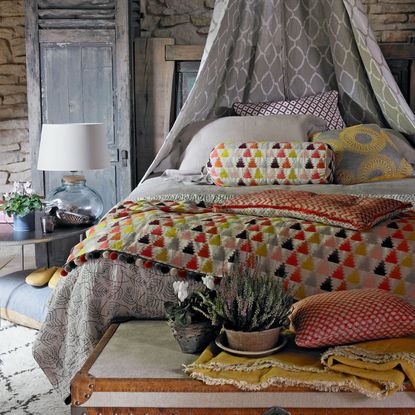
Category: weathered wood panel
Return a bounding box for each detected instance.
[411,61,415,112]
[38,8,115,19]
[26,0,43,194]
[135,38,175,181]
[40,43,117,212]
[114,0,133,199]
[26,0,134,267]
[175,61,199,119]
[381,43,415,113]
[165,45,204,61]
[38,19,115,29]
[38,0,115,9]
[39,29,114,44]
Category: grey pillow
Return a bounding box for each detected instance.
[179,114,328,172]
[384,128,415,166]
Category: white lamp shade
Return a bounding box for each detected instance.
[37,123,111,171]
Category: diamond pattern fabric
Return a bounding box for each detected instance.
[290,289,415,347]
[214,189,411,230]
[66,199,415,303]
[233,91,346,130]
[143,0,415,181]
[206,142,335,186]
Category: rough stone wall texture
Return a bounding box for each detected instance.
[0,0,29,194]
[140,0,214,44]
[362,0,415,43]
[141,0,415,44]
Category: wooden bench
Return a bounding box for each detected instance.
[70,320,415,415]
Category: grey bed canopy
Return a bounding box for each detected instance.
[141,0,415,182]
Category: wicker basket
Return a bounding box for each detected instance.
[168,321,218,354]
[55,210,92,226]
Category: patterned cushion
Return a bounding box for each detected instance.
[206,141,335,186]
[214,189,411,230]
[233,91,345,131]
[312,124,414,184]
[290,289,415,348]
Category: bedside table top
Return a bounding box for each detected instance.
[0,222,92,246]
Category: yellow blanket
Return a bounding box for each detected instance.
[184,335,415,399]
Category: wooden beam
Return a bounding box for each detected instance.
[38,8,115,19]
[165,44,204,61]
[411,60,415,112]
[114,0,132,200]
[38,19,115,29]
[39,29,114,43]
[25,0,43,196]
[380,43,415,60]
[37,0,115,8]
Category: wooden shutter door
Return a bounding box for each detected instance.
[25,0,136,266]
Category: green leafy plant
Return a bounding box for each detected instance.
[0,182,43,217]
[164,281,216,327]
[195,269,294,332]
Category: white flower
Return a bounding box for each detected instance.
[23,181,33,195]
[12,182,23,194]
[202,275,216,290]
[173,281,189,302]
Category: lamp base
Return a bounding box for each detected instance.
[46,175,104,226]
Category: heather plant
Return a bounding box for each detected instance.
[195,269,293,332]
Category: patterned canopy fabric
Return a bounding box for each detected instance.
[142,0,415,181]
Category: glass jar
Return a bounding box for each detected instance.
[46,175,103,226]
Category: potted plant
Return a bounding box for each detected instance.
[195,269,293,352]
[0,182,43,232]
[164,279,219,354]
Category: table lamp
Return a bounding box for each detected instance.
[37,123,110,225]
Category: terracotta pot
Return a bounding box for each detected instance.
[224,327,281,351]
[169,321,218,354]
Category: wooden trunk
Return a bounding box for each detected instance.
[70,321,415,415]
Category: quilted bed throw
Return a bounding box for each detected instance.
[66,197,415,302]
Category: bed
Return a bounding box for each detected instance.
[33,41,415,401]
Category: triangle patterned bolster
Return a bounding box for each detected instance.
[59,198,415,302]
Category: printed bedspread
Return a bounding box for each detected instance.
[68,199,415,299]
[33,197,415,399]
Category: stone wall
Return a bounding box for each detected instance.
[363,0,415,42]
[0,0,29,194]
[140,0,214,44]
[141,0,415,44]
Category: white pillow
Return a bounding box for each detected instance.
[179,114,328,172]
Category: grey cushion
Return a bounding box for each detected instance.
[179,114,328,172]
[384,128,415,166]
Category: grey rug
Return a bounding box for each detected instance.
[0,319,69,415]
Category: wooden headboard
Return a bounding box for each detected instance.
[134,40,415,182]
[380,43,415,113]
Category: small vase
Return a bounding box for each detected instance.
[13,212,35,232]
[224,327,281,352]
[169,321,218,354]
